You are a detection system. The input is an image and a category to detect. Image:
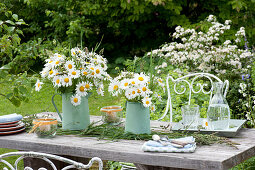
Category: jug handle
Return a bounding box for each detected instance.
[52,93,62,120]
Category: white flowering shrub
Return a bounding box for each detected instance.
[147,15,254,78]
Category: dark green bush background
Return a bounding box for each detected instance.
[1,0,255,72]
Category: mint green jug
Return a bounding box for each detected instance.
[52,93,91,130]
[125,102,151,134]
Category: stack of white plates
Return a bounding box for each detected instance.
[0,113,25,135]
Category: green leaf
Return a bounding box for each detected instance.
[19,86,27,94]
[0,65,11,70]
[12,14,18,21]
[6,93,13,99]
[10,96,21,107]
[5,20,15,25]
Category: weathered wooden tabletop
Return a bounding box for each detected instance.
[0,115,254,170]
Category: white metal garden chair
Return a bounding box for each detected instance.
[158,72,229,123]
[0,151,103,170]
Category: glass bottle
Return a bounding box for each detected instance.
[207,82,230,130]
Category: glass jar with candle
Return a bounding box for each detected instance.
[32,118,58,138]
[100,106,123,125]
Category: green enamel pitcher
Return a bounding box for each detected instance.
[52,92,91,130]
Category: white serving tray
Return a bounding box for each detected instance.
[172,118,246,137]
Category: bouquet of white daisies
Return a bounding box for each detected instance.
[35,47,110,106]
[108,71,165,111]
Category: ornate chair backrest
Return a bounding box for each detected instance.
[0,151,103,170]
[158,73,229,122]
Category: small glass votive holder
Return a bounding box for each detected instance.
[32,118,58,138]
[181,105,200,129]
[100,106,123,125]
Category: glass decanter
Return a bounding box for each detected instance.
[207,82,230,130]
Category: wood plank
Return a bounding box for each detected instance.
[0,115,254,170]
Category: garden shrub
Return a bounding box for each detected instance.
[143,15,255,125]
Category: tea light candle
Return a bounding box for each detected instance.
[100,106,123,124]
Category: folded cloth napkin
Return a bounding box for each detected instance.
[0,113,23,123]
[142,136,196,153]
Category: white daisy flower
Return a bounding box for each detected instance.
[140,85,152,97]
[68,69,80,79]
[53,76,62,87]
[120,79,130,89]
[76,82,88,97]
[71,48,77,56]
[81,69,89,77]
[62,75,72,87]
[54,53,66,61]
[70,94,81,106]
[142,97,152,107]
[130,88,138,99]
[40,67,50,78]
[130,79,137,86]
[108,81,120,96]
[97,86,104,96]
[35,79,43,92]
[125,89,134,100]
[52,60,62,68]
[48,69,57,78]
[45,58,54,68]
[84,81,93,91]
[151,105,156,112]
[94,66,103,78]
[134,73,149,84]
[65,60,75,71]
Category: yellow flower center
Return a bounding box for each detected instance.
[37,83,40,87]
[205,122,208,126]
[124,82,128,86]
[96,69,100,74]
[56,79,60,84]
[131,81,135,85]
[113,85,118,90]
[72,71,76,75]
[90,67,94,70]
[49,60,53,63]
[146,101,150,104]
[73,98,78,103]
[55,61,60,64]
[85,84,90,89]
[72,51,76,55]
[80,86,85,92]
[138,77,144,81]
[91,72,95,75]
[68,64,73,69]
[83,71,88,75]
[49,70,53,75]
[132,91,136,94]
[58,55,61,58]
[56,73,59,75]
[64,78,69,83]
[142,87,147,91]
[152,106,154,110]
[158,79,162,83]
[137,89,141,93]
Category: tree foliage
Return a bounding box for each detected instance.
[1,0,255,73]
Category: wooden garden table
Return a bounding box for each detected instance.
[0,115,255,170]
